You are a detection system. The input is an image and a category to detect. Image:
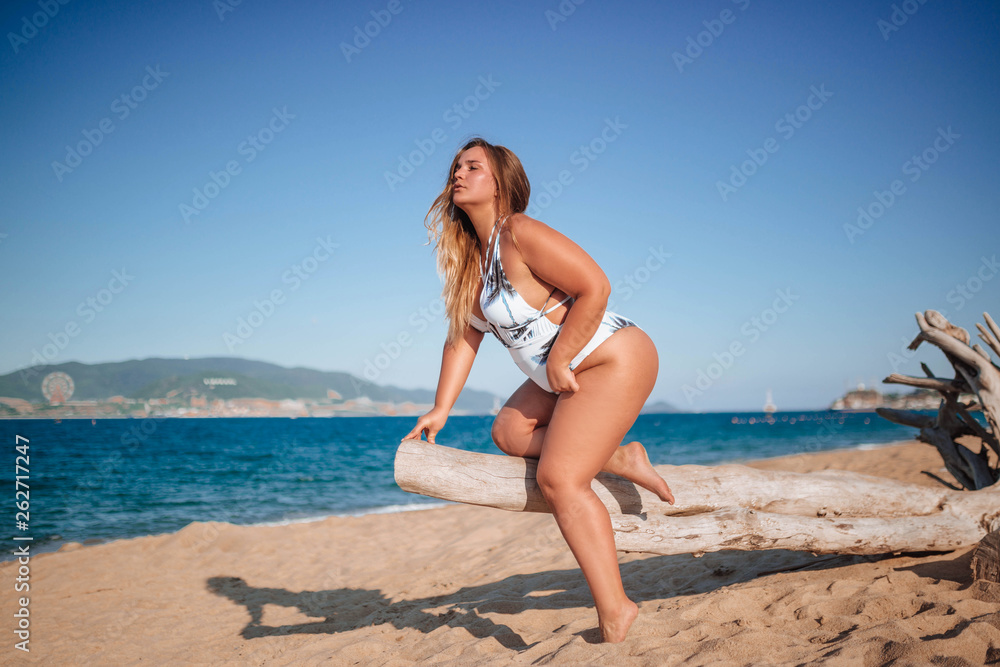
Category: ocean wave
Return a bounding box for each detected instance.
[854,441,899,451]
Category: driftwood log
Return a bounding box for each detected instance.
[879,310,1000,490]
[972,530,1000,584]
[877,309,1000,579]
[395,439,1000,556]
[395,310,1000,558]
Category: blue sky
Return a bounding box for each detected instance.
[1,0,998,412]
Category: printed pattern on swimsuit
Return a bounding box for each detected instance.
[469,216,640,393]
[476,216,571,351]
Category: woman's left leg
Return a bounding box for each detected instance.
[492,343,673,504]
[533,327,659,642]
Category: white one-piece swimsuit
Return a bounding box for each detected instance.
[468,216,640,394]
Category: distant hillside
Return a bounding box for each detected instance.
[640,400,680,414]
[0,357,497,413]
[829,386,948,412]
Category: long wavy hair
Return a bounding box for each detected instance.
[424,138,531,345]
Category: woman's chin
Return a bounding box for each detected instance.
[451,195,474,211]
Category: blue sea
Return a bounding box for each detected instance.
[0,411,936,561]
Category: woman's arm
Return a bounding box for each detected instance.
[509,214,611,389]
[433,324,485,412]
[404,323,484,442]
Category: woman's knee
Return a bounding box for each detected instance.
[490,410,523,455]
[535,462,590,503]
[535,466,560,500]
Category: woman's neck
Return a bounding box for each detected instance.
[463,204,501,250]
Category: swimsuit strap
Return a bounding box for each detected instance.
[506,290,574,333]
[480,215,508,280]
[539,291,573,316]
[537,287,556,314]
[487,214,574,319]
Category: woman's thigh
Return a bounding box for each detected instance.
[491,377,558,457]
[538,327,658,488]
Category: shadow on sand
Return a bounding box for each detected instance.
[206,548,885,649]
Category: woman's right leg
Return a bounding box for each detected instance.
[491,377,557,458]
[492,379,674,504]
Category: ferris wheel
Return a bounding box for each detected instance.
[42,372,74,404]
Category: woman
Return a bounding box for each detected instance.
[403,137,674,643]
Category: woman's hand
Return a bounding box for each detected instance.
[546,361,580,394]
[403,405,450,444]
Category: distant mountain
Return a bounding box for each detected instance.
[1,357,682,416]
[639,400,680,414]
[0,357,497,413]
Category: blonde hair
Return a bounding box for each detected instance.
[424,138,531,345]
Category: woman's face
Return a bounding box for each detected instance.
[451,146,496,213]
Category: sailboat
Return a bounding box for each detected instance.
[763,389,777,413]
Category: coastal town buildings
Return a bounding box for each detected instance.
[0,392,435,419]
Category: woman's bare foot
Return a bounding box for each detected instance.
[604,441,675,504]
[599,598,639,643]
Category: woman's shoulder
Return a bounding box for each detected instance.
[505,213,592,271]
[505,213,553,254]
[508,212,547,231]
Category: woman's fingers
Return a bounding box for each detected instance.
[405,411,445,443]
[548,365,579,394]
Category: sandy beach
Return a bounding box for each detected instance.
[3,439,998,666]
